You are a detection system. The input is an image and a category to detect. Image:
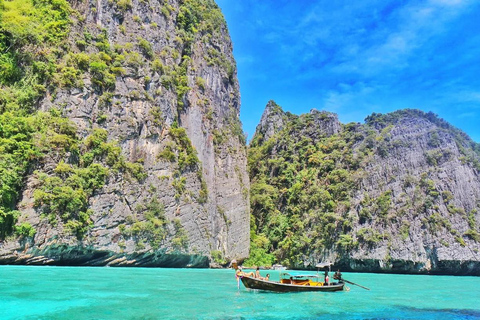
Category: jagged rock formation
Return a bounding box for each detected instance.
[258,101,341,143]
[249,101,480,275]
[0,0,249,267]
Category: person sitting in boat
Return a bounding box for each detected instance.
[236,267,254,278]
[235,267,254,289]
[255,267,260,278]
[264,274,270,281]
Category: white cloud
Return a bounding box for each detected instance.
[453,91,480,104]
[429,0,465,6]
[236,55,256,65]
[221,0,480,142]
[293,0,472,78]
[457,112,476,118]
[264,32,281,43]
[322,82,377,112]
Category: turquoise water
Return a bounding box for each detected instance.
[1,266,479,319]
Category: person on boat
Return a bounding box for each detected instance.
[235,267,255,288]
[255,267,261,278]
[265,274,270,281]
[334,269,342,281]
[236,267,254,278]
[324,270,329,286]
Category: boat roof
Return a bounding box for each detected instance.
[315,262,333,268]
[280,272,319,278]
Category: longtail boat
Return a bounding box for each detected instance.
[240,272,345,292]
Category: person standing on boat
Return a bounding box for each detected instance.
[334,269,342,282]
[255,267,260,279]
[324,270,329,286]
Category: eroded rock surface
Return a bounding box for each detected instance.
[250,105,480,275]
[0,0,249,267]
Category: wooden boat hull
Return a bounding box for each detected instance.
[240,276,344,292]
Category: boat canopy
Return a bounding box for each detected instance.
[315,262,333,268]
[280,272,319,279]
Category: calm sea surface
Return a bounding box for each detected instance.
[1,266,479,319]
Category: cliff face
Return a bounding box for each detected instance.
[249,102,480,275]
[0,0,249,266]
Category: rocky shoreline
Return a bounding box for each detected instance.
[2,245,479,275]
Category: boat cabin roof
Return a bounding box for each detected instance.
[280,272,319,279]
[315,262,333,268]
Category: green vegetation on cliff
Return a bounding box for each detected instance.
[33,127,146,237]
[247,105,366,267]
[0,0,249,266]
[247,103,480,268]
[365,110,480,170]
[0,0,145,239]
[0,0,73,238]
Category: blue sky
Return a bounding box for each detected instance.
[215,0,480,142]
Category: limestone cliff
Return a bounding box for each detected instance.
[0,0,249,267]
[249,102,480,275]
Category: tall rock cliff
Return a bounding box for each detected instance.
[0,0,249,266]
[248,101,480,275]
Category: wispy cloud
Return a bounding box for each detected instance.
[216,0,480,141]
[457,112,476,119]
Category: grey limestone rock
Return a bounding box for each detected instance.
[251,106,480,275]
[0,0,249,267]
